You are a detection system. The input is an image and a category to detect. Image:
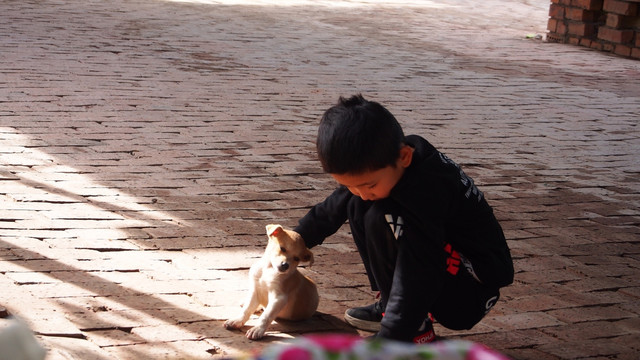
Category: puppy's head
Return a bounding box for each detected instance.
[265,224,314,274]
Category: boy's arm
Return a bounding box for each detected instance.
[294,186,351,248]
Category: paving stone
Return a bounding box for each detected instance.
[547,305,637,323]
[536,339,634,360]
[482,311,566,331]
[39,336,111,360]
[83,328,148,348]
[103,339,221,360]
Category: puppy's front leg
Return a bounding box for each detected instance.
[224,286,260,330]
[245,292,287,340]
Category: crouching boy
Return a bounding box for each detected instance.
[293,94,514,343]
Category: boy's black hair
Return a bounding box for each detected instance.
[317,94,405,174]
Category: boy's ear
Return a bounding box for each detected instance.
[398,145,414,168]
[266,224,283,237]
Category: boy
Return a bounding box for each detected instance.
[293,95,514,343]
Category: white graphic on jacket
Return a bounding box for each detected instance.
[438,152,483,202]
[385,214,404,240]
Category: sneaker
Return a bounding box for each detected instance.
[412,318,436,344]
[344,301,384,332]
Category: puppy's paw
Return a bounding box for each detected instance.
[245,325,267,340]
[223,318,245,330]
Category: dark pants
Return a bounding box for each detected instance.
[347,196,499,331]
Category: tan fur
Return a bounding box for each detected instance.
[223,224,319,340]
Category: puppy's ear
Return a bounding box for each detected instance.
[302,249,314,266]
[266,224,283,237]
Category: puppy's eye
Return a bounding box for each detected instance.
[280,247,286,253]
[293,256,300,262]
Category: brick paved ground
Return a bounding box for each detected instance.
[1,0,639,359]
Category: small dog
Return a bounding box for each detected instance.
[223,224,319,340]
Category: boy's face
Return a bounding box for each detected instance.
[330,145,413,201]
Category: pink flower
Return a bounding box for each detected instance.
[467,344,512,360]
[306,334,362,353]
[278,347,312,360]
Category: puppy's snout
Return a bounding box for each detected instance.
[278,262,289,272]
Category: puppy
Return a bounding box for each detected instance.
[223,224,319,340]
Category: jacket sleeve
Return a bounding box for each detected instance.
[294,186,351,248]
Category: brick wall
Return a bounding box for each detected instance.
[547,0,640,59]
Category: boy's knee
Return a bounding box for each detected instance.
[433,310,483,331]
[433,286,500,331]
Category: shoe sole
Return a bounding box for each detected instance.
[343,310,381,332]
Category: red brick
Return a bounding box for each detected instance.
[566,7,599,20]
[571,0,604,10]
[546,32,567,42]
[598,26,635,43]
[580,37,594,46]
[547,18,559,32]
[568,21,597,36]
[603,0,639,15]
[605,13,635,27]
[555,21,567,36]
[550,3,566,18]
[614,43,633,55]
[631,47,640,59]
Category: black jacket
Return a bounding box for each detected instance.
[295,135,514,337]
